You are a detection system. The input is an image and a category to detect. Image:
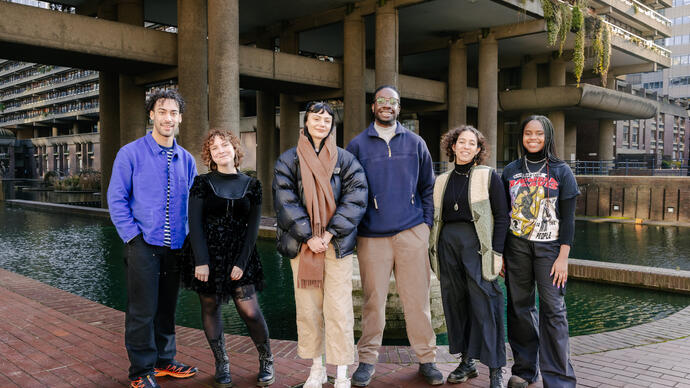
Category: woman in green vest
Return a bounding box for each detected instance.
[429,125,510,388]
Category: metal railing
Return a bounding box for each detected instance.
[434,160,690,176]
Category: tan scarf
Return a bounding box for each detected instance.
[296,130,338,288]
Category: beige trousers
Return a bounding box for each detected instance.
[356,223,437,364]
[290,244,355,365]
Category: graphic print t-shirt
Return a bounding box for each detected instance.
[501,159,579,242]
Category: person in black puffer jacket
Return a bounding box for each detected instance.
[272,101,367,388]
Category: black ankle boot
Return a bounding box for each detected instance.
[489,368,504,388]
[209,336,233,388]
[255,340,275,386]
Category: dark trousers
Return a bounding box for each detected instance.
[504,235,576,388]
[438,222,506,368]
[124,234,181,380]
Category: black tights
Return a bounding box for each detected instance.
[199,285,269,345]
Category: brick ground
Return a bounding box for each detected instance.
[1,268,689,387]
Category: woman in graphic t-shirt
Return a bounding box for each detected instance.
[501,115,579,388]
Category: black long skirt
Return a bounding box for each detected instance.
[438,221,506,368]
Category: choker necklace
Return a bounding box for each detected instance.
[526,156,547,163]
[523,157,546,174]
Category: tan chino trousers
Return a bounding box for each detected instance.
[290,244,355,366]
[356,223,437,364]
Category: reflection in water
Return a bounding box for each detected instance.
[572,222,690,270]
[0,205,689,342]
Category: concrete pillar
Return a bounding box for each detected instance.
[375,1,398,89]
[119,75,145,145]
[116,0,145,147]
[117,0,143,25]
[99,71,120,207]
[548,59,566,159]
[279,31,300,153]
[52,127,58,137]
[256,91,277,216]
[599,74,617,161]
[68,143,78,175]
[208,0,239,135]
[565,123,577,161]
[178,0,208,168]
[8,146,15,179]
[448,38,467,129]
[343,10,366,145]
[279,95,300,153]
[71,122,79,135]
[521,59,538,89]
[478,33,498,167]
[599,120,615,160]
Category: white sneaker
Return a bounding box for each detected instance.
[333,377,351,388]
[303,365,327,388]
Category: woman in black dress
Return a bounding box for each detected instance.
[182,128,274,387]
[429,126,509,388]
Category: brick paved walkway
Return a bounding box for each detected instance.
[1,268,689,388]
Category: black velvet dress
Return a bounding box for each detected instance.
[181,171,264,303]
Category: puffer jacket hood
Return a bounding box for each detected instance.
[272,146,368,259]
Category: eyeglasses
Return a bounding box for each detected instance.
[374,96,400,106]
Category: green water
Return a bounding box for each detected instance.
[0,205,689,343]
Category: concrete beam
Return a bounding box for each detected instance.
[240,0,426,43]
[499,84,658,120]
[0,2,177,67]
[610,63,658,76]
[401,19,546,56]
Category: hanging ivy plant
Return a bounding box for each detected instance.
[557,2,572,56]
[600,23,611,86]
[571,5,582,32]
[541,0,559,46]
[573,4,586,85]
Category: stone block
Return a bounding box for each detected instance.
[586,185,599,216]
[610,186,623,217]
[636,187,651,219]
[598,185,611,217]
[622,186,637,218]
[663,187,679,222]
[650,186,665,221]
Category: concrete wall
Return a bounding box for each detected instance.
[576,176,690,222]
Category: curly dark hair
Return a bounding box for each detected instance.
[440,125,489,164]
[145,89,185,114]
[201,128,244,171]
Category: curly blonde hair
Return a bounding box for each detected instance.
[201,128,244,171]
[440,125,488,164]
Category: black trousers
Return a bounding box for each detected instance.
[438,222,506,368]
[124,234,181,380]
[504,234,576,388]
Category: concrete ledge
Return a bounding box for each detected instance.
[5,199,110,219]
[569,258,690,294]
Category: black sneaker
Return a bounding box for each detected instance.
[130,374,160,388]
[154,360,198,379]
[351,362,375,387]
[418,363,443,386]
[446,357,478,383]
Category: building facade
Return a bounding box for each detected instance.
[0,0,677,207]
[0,60,100,179]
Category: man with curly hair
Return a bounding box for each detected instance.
[108,89,198,388]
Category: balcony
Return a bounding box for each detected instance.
[605,19,671,66]
[637,0,671,9]
[1,88,99,115]
[0,62,35,79]
[0,66,70,90]
[592,0,671,39]
[0,72,99,103]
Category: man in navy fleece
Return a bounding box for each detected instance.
[346,85,441,386]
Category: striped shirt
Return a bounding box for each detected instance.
[162,146,174,247]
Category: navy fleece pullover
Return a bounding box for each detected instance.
[346,121,435,237]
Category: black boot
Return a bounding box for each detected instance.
[209,336,233,388]
[489,368,504,388]
[446,355,478,384]
[255,340,275,386]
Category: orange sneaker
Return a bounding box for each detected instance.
[130,374,160,387]
[154,360,198,379]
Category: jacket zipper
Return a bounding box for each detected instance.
[373,195,379,209]
[411,193,415,205]
[387,143,392,158]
